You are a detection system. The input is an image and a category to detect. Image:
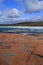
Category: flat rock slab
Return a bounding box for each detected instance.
[0,48,32,65]
[27,55,43,65]
[0,33,43,65]
[33,40,43,56]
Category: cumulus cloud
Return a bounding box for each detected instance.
[0,0,43,24]
[5,8,23,18]
[0,17,27,24]
[25,0,43,12]
[0,8,24,24]
[16,0,43,12]
[0,8,23,18]
[0,15,43,24]
[0,7,43,24]
[28,15,43,22]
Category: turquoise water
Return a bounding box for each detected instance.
[0,27,43,36]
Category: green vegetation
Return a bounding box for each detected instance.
[13,22,43,26]
[0,22,43,26]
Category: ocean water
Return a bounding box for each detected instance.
[0,27,43,36]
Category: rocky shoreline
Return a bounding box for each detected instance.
[0,33,43,65]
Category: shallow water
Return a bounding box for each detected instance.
[0,27,43,36]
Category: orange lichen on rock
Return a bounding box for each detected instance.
[0,33,43,65]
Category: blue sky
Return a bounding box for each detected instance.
[0,0,43,24]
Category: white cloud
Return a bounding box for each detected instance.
[0,8,23,18]
[16,0,43,12]
[0,15,43,24]
[25,0,43,12]
[0,0,43,24]
[0,8,24,24]
[5,8,23,18]
[0,17,26,24]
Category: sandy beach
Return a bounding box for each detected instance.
[0,33,43,65]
